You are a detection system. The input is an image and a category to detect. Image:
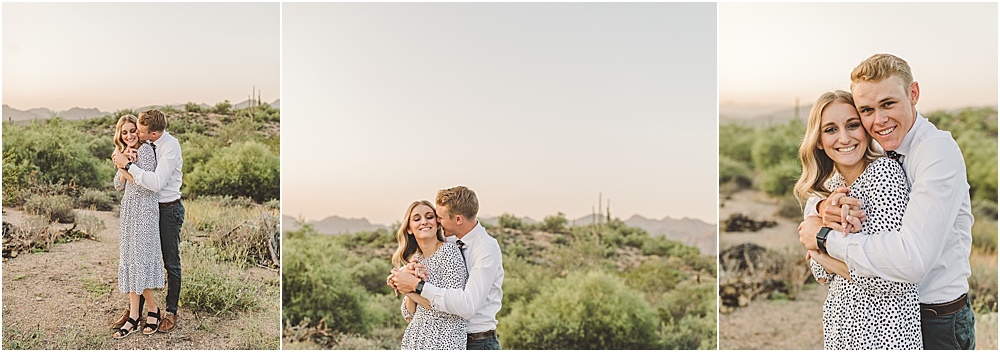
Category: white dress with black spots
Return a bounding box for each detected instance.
[400,242,469,350]
[809,157,922,349]
[114,143,165,294]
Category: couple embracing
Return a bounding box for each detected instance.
[108,110,185,339]
[387,186,504,350]
[795,54,975,350]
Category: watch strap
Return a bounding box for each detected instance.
[816,227,832,252]
[415,280,425,294]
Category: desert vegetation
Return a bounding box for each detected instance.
[282,215,717,349]
[1,102,281,349]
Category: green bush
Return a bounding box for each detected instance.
[719,155,753,187]
[2,119,113,188]
[213,100,233,115]
[540,212,568,234]
[185,102,203,113]
[500,270,659,349]
[282,229,374,334]
[498,213,524,229]
[719,123,756,164]
[77,188,115,211]
[23,194,75,223]
[186,141,280,202]
[759,159,801,197]
[750,120,803,171]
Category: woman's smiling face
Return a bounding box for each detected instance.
[819,101,868,170]
[407,204,439,239]
[120,122,139,148]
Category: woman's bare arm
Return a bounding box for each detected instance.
[809,249,851,281]
[405,292,432,311]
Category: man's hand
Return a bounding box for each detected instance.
[390,268,422,294]
[405,258,428,281]
[798,215,823,250]
[386,272,399,297]
[818,187,866,225]
[111,149,130,169]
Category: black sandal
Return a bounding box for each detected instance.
[143,308,161,335]
[113,317,139,340]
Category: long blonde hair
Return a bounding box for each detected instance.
[113,114,138,153]
[391,200,445,268]
[793,91,881,204]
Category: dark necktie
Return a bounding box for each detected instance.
[456,240,468,267]
[886,150,903,165]
[149,142,157,160]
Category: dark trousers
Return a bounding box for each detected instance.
[922,300,976,350]
[467,333,501,350]
[159,202,185,314]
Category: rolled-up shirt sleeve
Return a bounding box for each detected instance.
[421,244,501,320]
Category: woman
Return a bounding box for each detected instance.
[391,200,468,350]
[111,115,165,339]
[792,90,921,349]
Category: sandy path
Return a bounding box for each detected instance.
[2,208,276,349]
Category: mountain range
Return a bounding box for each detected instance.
[2,99,280,122]
[282,213,717,255]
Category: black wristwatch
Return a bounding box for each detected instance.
[124,162,133,172]
[415,280,425,294]
[816,227,832,252]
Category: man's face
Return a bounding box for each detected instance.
[852,75,918,151]
[436,205,459,237]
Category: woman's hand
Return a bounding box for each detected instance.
[124,148,137,163]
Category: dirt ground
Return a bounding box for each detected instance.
[2,208,280,349]
[719,189,998,350]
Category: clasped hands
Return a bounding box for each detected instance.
[386,259,428,297]
[111,148,136,169]
[797,187,866,251]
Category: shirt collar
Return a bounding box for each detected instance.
[151,131,172,147]
[894,112,925,156]
[458,221,486,244]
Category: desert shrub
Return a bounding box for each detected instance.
[500,270,659,349]
[186,141,279,202]
[498,213,523,229]
[758,160,801,197]
[179,243,259,313]
[185,102,203,113]
[76,212,107,237]
[719,155,753,187]
[624,256,687,292]
[77,188,115,211]
[972,199,998,221]
[265,198,280,210]
[345,257,394,295]
[23,194,75,223]
[539,212,568,234]
[972,219,998,254]
[283,229,373,335]
[212,210,280,268]
[2,119,113,188]
[2,149,39,206]
[750,121,802,171]
[213,100,233,115]
[641,235,700,260]
[719,123,756,164]
[969,252,998,313]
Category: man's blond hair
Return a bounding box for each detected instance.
[137,109,167,132]
[850,53,914,94]
[436,186,479,220]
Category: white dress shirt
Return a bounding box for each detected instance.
[808,113,973,304]
[422,221,504,334]
[128,131,184,202]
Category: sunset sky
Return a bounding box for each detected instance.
[282,3,718,226]
[3,3,279,112]
[720,3,998,112]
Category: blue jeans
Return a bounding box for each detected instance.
[922,300,976,350]
[159,202,185,314]
[467,333,501,350]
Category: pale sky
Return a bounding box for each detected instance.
[720,3,998,112]
[3,3,280,112]
[283,3,718,226]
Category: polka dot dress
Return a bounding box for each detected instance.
[114,143,165,294]
[809,157,922,349]
[401,242,469,350]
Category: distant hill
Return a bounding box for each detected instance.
[282,215,389,235]
[2,99,280,122]
[287,212,717,255]
[719,103,806,127]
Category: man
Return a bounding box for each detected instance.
[391,186,505,350]
[112,109,185,332]
[798,54,975,349]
